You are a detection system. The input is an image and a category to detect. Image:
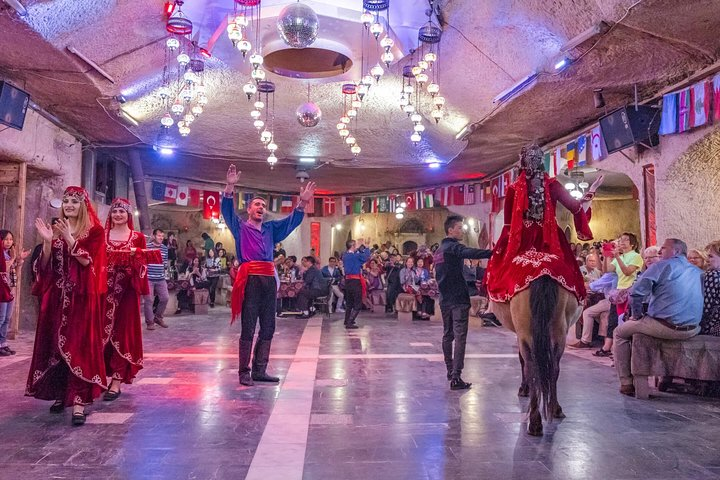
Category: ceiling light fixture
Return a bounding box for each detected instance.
[277,2,319,48]
[67,46,115,83]
[493,72,538,104]
[561,21,609,52]
[554,58,571,71]
[300,157,316,163]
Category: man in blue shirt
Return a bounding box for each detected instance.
[222,164,316,386]
[613,238,703,396]
[341,238,371,329]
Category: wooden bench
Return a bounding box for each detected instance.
[193,288,210,315]
[395,293,416,321]
[631,333,720,399]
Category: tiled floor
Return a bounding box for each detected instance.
[1,307,720,479]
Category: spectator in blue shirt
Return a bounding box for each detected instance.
[613,238,703,396]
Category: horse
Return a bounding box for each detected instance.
[491,275,583,436]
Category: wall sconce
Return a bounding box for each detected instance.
[335,223,342,230]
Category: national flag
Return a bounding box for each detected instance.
[691,81,711,128]
[479,183,485,203]
[341,197,351,215]
[491,177,501,213]
[360,197,370,213]
[435,186,450,206]
[424,190,435,208]
[281,196,294,213]
[203,190,219,219]
[188,188,200,207]
[451,185,465,206]
[352,197,362,214]
[543,153,551,174]
[369,197,378,213]
[268,195,280,212]
[501,171,512,197]
[242,193,254,210]
[591,125,606,161]
[713,74,720,122]
[678,87,692,133]
[566,141,576,170]
[175,185,189,206]
[323,197,336,216]
[308,197,324,217]
[151,181,166,201]
[576,135,588,166]
[463,184,475,205]
[404,192,418,211]
[378,196,389,213]
[388,195,396,212]
[659,92,679,135]
[164,183,178,202]
[484,183,491,202]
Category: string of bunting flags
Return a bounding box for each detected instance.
[659,73,720,135]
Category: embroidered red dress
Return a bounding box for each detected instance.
[104,230,150,384]
[486,172,593,303]
[26,225,108,406]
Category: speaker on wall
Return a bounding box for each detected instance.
[0,81,30,131]
[599,105,661,154]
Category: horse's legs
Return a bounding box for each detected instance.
[518,351,529,397]
[521,341,543,436]
[550,345,565,419]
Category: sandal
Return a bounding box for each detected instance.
[103,389,122,401]
[71,412,86,426]
[593,348,613,357]
[50,400,65,414]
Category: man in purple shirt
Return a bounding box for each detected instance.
[222,164,316,386]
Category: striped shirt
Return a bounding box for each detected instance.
[146,240,168,281]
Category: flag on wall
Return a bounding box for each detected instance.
[659,92,679,135]
[451,185,465,206]
[151,181,166,201]
[714,74,720,122]
[424,190,435,208]
[323,197,336,216]
[404,192,417,210]
[691,81,711,128]
[241,193,253,210]
[164,183,178,202]
[388,195,397,212]
[566,141,576,170]
[281,196,294,213]
[268,195,280,212]
[341,197,351,215]
[175,185,189,206]
[677,87,692,133]
[576,135,588,166]
[435,186,450,206]
[369,197,378,213]
[352,197,362,214]
[501,171,513,197]
[590,125,606,161]
[463,184,475,204]
[491,177,502,213]
[203,191,219,219]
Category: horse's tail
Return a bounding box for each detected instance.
[530,275,558,420]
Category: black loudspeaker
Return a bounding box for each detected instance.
[0,81,30,130]
[599,105,660,154]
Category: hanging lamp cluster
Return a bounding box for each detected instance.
[157,0,209,147]
[336,84,362,157]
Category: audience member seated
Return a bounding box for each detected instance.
[688,248,709,271]
[297,256,327,318]
[366,259,386,309]
[385,254,403,314]
[613,238,703,396]
[580,253,602,283]
[700,241,720,336]
[400,257,427,320]
[274,242,286,259]
[321,256,345,313]
[282,256,301,281]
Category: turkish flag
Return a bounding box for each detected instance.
[164,183,178,202]
[491,177,501,213]
[203,191,219,219]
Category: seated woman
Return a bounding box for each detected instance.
[415,257,434,317]
[365,259,386,309]
[688,249,709,271]
[700,241,720,336]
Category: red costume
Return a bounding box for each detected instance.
[486,171,593,303]
[103,198,154,384]
[26,187,109,407]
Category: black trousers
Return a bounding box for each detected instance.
[240,275,277,342]
[441,303,470,378]
[296,287,324,311]
[344,279,363,324]
[207,276,219,304]
[386,284,401,311]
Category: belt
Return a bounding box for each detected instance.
[654,317,697,332]
[230,261,275,324]
[346,274,367,298]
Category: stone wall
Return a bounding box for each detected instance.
[556,197,641,244]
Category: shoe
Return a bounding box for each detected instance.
[2,346,16,355]
[209,303,215,308]
[0,347,11,357]
[619,384,636,396]
[146,323,156,331]
[252,372,280,383]
[49,400,65,414]
[593,349,613,357]
[103,389,121,401]
[568,341,593,349]
[482,319,498,327]
[337,308,345,313]
[450,378,472,390]
[298,313,310,319]
[251,340,280,383]
[239,372,254,386]
[345,323,359,330]
[154,318,169,328]
[446,372,452,381]
[71,412,86,426]
[174,309,182,315]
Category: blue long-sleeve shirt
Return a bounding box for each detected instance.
[629,255,703,327]
[221,195,304,263]
[342,248,371,275]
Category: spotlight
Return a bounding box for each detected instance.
[593,88,605,109]
[428,162,440,169]
[554,58,570,71]
[158,147,174,155]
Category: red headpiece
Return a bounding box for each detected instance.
[105,197,135,231]
[63,186,102,228]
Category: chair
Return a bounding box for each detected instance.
[312,278,333,320]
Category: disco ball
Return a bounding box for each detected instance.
[277,3,319,48]
[296,102,322,127]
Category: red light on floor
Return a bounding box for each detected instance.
[199,48,211,59]
[164,1,175,16]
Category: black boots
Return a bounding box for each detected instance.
[344,309,360,329]
[238,339,254,386]
[251,339,280,383]
[450,377,472,390]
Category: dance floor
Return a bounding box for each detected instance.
[1,308,720,479]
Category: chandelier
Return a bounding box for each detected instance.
[256,80,279,168]
[564,170,591,199]
[227,0,261,57]
[336,83,361,157]
[277,2,319,48]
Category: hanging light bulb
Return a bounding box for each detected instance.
[243,82,257,99]
[410,113,422,124]
[578,181,590,189]
[360,11,373,26]
[183,113,195,124]
[191,105,203,116]
[351,144,361,156]
[403,84,414,94]
[414,123,425,133]
[237,40,252,57]
[251,69,266,82]
[380,36,394,51]
[250,109,262,120]
[395,212,404,219]
[411,132,421,144]
[370,64,384,82]
[369,22,383,38]
[418,60,429,70]
[403,104,415,115]
[197,94,208,106]
[416,73,429,85]
[362,75,374,86]
[253,119,264,130]
[254,100,265,110]
[411,65,422,76]
[166,37,180,51]
[433,96,446,108]
[179,125,191,136]
[356,84,369,100]
[158,85,171,100]
[177,52,190,66]
[570,189,583,199]
[180,88,192,101]
[249,53,264,70]
[160,113,174,127]
[345,136,356,145]
[267,153,278,165]
[234,14,249,27]
[424,52,437,63]
[267,142,278,152]
[336,122,346,130]
[347,108,358,118]
[171,102,184,116]
[339,129,350,138]
[381,51,394,67]
[351,99,362,109]
[183,70,197,84]
[427,83,440,96]
[399,95,409,107]
[227,25,242,46]
[341,116,350,124]
[431,109,443,123]
[261,130,272,144]
[564,182,576,190]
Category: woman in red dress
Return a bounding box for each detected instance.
[26,186,108,426]
[486,145,603,303]
[103,198,151,401]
